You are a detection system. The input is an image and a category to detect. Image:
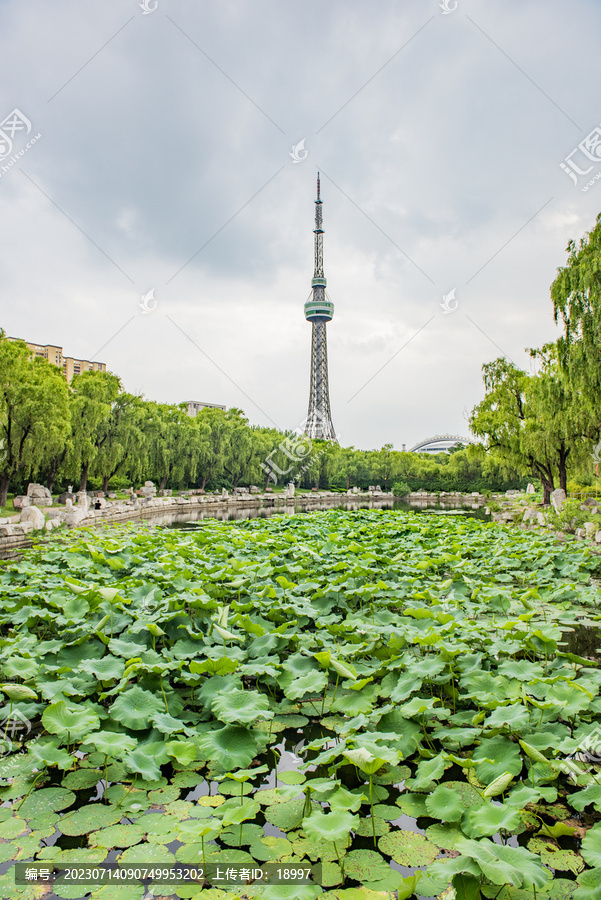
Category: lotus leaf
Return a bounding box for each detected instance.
[220,797,260,825]
[425,784,465,822]
[268,797,318,831]
[197,725,259,772]
[249,835,293,860]
[378,830,439,866]
[474,736,523,782]
[395,792,429,817]
[0,816,27,838]
[108,686,165,730]
[527,837,584,874]
[42,700,100,739]
[89,823,146,848]
[426,822,464,849]
[18,787,76,819]
[581,821,601,868]
[575,868,601,900]
[468,802,522,836]
[211,688,273,725]
[59,803,123,836]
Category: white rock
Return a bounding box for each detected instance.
[584,522,597,539]
[551,488,567,513]
[536,512,546,526]
[19,506,45,530]
[64,509,87,527]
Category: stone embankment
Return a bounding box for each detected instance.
[487,485,601,546]
[0,482,394,557]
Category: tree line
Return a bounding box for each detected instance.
[470,212,601,504]
[0,332,526,506]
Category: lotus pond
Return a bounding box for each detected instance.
[1,509,601,900]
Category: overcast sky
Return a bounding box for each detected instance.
[1,0,601,450]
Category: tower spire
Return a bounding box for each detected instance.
[304,175,337,443]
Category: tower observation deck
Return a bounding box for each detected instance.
[304,174,337,442]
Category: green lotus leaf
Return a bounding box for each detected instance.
[29,740,75,770]
[59,803,123,836]
[81,731,137,757]
[343,848,391,881]
[528,837,584,875]
[412,751,449,789]
[355,816,390,837]
[581,822,601,868]
[425,784,465,822]
[426,822,464,849]
[211,688,273,725]
[302,808,359,844]
[108,686,165,730]
[378,829,439,866]
[123,746,163,781]
[278,770,306,785]
[452,873,483,899]
[372,763,412,785]
[328,786,365,813]
[395,792,429,817]
[486,704,530,731]
[506,783,557,808]
[0,816,28,838]
[249,835,293,861]
[284,670,328,700]
[79,656,125,681]
[197,724,259,772]
[263,797,309,832]
[165,740,197,766]
[475,736,523,782]
[221,822,263,846]
[0,683,37,701]
[219,797,260,826]
[61,769,103,790]
[89,823,145,848]
[18,787,76,819]
[569,783,601,813]
[343,748,387,775]
[575,868,601,900]
[370,803,400,820]
[469,802,522,837]
[42,700,100,739]
[190,657,239,676]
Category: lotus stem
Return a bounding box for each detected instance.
[16,771,45,811]
[369,774,376,847]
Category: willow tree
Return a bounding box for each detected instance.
[470,358,562,504]
[0,334,71,506]
[67,370,122,491]
[551,214,601,451]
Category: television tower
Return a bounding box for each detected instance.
[304,174,337,442]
